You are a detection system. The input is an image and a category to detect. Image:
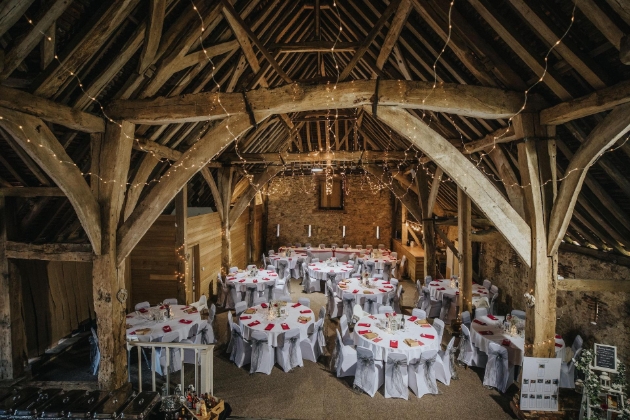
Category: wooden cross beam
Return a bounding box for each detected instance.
[107,80,527,124]
[5,242,93,261]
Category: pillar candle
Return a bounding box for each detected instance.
[308,225,311,237]
[376,226,380,239]
[342,226,346,237]
[276,224,280,237]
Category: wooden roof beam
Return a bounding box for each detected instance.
[138,0,166,74]
[268,41,360,53]
[0,85,105,132]
[540,80,630,125]
[107,80,528,123]
[375,0,411,72]
[0,187,64,197]
[5,241,93,262]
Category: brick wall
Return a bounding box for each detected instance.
[479,237,630,366]
[266,175,393,251]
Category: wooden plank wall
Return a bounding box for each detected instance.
[187,212,222,298]
[231,210,249,269]
[252,204,263,265]
[130,215,179,306]
[17,260,94,358]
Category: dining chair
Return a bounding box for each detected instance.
[385,353,409,399]
[234,301,248,316]
[276,329,304,372]
[412,308,426,319]
[435,336,457,385]
[353,346,384,397]
[511,309,526,320]
[334,329,357,378]
[483,342,514,393]
[483,279,492,290]
[249,330,274,375]
[298,297,310,307]
[229,323,251,368]
[134,301,150,311]
[457,324,487,368]
[229,266,238,273]
[339,315,353,345]
[378,305,394,314]
[409,350,439,398]
[475,308,488,318]
[301,318,325,363]
[163,298,178,305]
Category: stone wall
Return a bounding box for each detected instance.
[266,175,393,251]
[479,237,630,366]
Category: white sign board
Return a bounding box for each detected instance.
[520,357,562,412]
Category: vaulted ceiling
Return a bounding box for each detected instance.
[0,0,629,257]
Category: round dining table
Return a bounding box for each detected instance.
[469,314,566,366]
[269,252,307,270]
[353,314,441,362]
[361,253,396,271]
[306,261,353,281]
[227,269,278,294]
[126,304,202,342]
[428,279,488,308]
[238,302,315,347]
[335,277,395,305]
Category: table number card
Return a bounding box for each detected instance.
[520,357,562,412]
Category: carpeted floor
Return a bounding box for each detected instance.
[31,277,518,419]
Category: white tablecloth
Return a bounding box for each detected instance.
[469,315,566,366]
[126,304,202,342]
[279,247,364,262]
[428,280,487,307]
[362,254,396,270]
[269,253,307,270]
[353,314,440,361]
[335,278,395,305]
[239,302,315,347]
[307,261,353,281]
[227,269,277,293]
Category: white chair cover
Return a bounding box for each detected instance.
[435,336,458,385]
[475,308,488,318]
[353,304,367,325]
[511,309,526,320]
[302,262,314,293]
[489,291,499,315]
[217,273,228,307]
[226,311,234,354]
[560,348,582,388]
[229,266,238,273]
[385,353,409,399]
[409,349,439,398]
[253,296,267,306]
[339,315,353,345]
[353,346,384,397]
[341,292,355,322]
[483,279,492,290]
[326,284,343,318]
[363,295,379,315]
[392,285,403,314]
[424,276,433,286]
[571,335,583,354]
[278,296,292,302]
[135,301,150,311]
[457,324,488,368]
[298,297,310,307]
[301,318,325,363]
[318,305,326,320]
[461,311,471,331]
[163,298,178,305]
[483,342,514,393]
[235,301,248,316]
[333,329,357,377]
[412,308,427,319]
[229,323,251,368]
[159,331,182,374]
[266,264,276,272]
[249,330,274,375]
[378,305,394,314]
[245,284,258,308]
[275,329,304,372]
[226,282,240,309]
[292,256,305,279]
[190,295,208,312]
[433,318,445,347]
[439,294,457,324]
[414,280,422,307]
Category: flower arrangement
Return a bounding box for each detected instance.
[248,266,258,277]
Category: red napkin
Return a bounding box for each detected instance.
[416,340,425,346]
[390,340,398,348]
[384,285,393,288]
[383,281,390,284]
[369,315,377,320]
[358,330,370,335]
[248,321,261,327]
[430,283,439,286]
[473,319,486,325]
[309,264,316,266]
[438,287,446,290]
[292,303,301,308]
[270,273,277,276]
[159,305,166,310]
[239,279,245,283]
[479,331,494,336]
[288,258,292,261]
[420,333,435,339]
[456,291,460,295]
[126,314,133,318]
[421,324,431,328]
[139,308,148,313]
[378,289,387,292]
[357,323,371,327]
[129,331,137,335]
[373,337,383,343]
[265,324,275,331]
[253,279,258,283]
[488,315,498,321]
[179,319,192,324]
[408,316,417,322]
[352,289,359,293]
[555,343,563,348]
[281,323,290,330]
[300,310,312,314]
[555,334,562,339]
[502,339,511,346]
[261,303,268,308]
[162,325,172,333]
[240,316,252,320]
[263,277,270,280]
[313,268,320,271]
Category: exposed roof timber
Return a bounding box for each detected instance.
[268,41,360,53]
[540,80,630,125]
[107,80,528,124]
[220,150,415,164]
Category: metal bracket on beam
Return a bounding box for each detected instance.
[372,76,381,118]
[242,91,257,129]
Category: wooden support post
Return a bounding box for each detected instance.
[0,196,26,379]
[218,168,234,274]
[91,121,134,389]
[416,168,436,279]
[175,188,188,304]
[458,187,473,313]
[518,139,557,358]
[401,207,408,245]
